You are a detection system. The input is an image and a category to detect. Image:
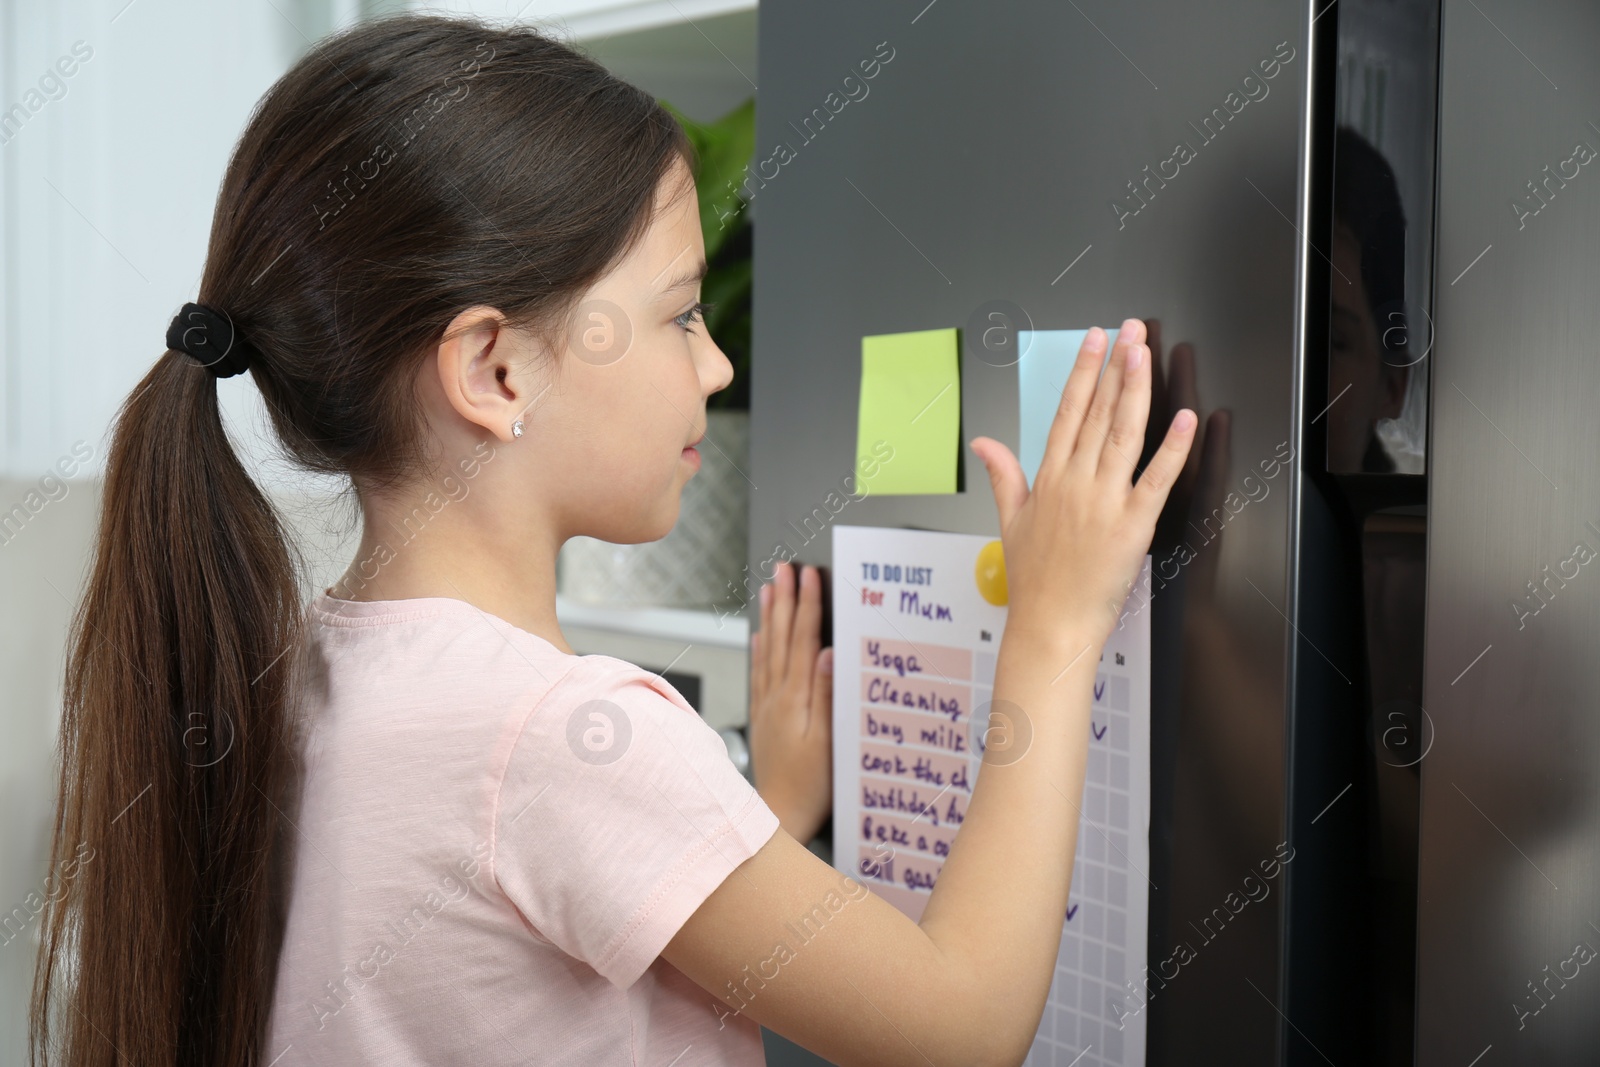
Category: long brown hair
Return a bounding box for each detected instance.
[31,14,690,1064]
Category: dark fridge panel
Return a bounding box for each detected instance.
[1417,0,1600,1062]
[751,2,1312,1062]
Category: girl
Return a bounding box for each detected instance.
[31,13,1195,1067]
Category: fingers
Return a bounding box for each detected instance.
[1073,320,1146,472]
[761,561,825,703]
[1037,326,1111,482]
[768,563,794,686]
[1130,408,1199,521]
[809,646,834,740]
[970,436,1029,531]
[1099,332,1153,484]
[786,565,823,704]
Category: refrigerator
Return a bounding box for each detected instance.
[745,0,1600,1062]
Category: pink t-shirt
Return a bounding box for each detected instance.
[266,592,780,1065]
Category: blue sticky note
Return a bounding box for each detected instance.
[1017,328,1120,489]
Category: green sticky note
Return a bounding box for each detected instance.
[855,327,961,495]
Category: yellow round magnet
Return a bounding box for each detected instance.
[975,540,1008,606]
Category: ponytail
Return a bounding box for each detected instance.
[31,351,305,1064]
[29,12,692,1061]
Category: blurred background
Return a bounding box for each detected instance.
[0,1,760,1058]
[13,1,1600,1064]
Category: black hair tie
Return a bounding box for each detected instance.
[166,302,253,379]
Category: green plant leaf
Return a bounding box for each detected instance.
[660,97,755,262]
[660,96,755,410]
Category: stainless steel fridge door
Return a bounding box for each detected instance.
[1416,0,1600,1061]
[751,2,1309,1062]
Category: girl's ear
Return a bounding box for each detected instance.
[435,305,550,442]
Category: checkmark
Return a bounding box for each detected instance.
[1066,903,1079,921]
[1094,679,1107,701]
[1092,722,1107,740]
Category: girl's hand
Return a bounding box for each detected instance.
[970,319,1197,653]
[749,561,833,844]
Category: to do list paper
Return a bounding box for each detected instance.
[830,524,1152,1066]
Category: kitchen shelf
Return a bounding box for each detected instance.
[555,594,750,650]
[533,0,754,38]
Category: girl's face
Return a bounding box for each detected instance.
[529,155,734,544]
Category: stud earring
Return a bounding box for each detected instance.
[512,419,524,439]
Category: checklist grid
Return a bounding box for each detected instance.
[1024,667,1141,1067]
[832,529,1152,1067]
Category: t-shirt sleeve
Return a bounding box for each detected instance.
[491,655,781,989]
